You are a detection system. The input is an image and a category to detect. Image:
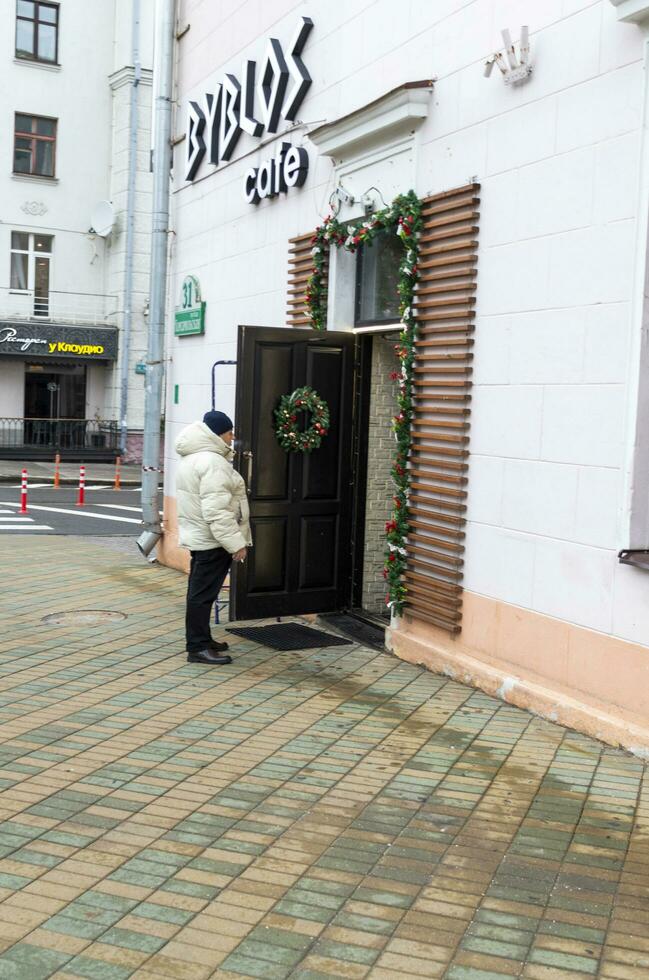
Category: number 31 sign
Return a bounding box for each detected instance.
[174,275,206,337]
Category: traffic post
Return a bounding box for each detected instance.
[53,453,61,489]
[114,456,121,491]
[76,465,86,507]
[19,469,28,514]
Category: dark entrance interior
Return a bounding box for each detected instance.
[25,364,86,420]
[23,364,87,451]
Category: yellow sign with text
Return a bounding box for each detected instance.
[47,341,105,356]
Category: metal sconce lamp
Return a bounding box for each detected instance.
[330,184,355,215]
[484,27,532,85]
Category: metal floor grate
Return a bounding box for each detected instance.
[225,622,353,651]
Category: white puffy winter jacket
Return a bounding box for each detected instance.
[175,421,252,553]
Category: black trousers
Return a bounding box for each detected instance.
[185,547,232,652]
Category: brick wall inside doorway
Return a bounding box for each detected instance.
[362,336,399,616]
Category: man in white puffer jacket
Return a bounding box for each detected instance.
[175,411,252,665]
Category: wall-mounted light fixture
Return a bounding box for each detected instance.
[333,185,355,207]
[484,27,531,86]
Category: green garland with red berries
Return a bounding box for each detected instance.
[274,386,330,453]
[306,190,422,616]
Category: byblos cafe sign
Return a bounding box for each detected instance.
[185,17,313,205]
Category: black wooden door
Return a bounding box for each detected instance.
[231,325,356,620]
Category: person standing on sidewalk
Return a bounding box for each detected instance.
[175,411,251,665]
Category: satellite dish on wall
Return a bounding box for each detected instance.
[90,201,115,237]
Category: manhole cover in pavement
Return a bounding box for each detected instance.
[41,610,127,626]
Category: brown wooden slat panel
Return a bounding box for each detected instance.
[289,270,314,285]
[419,250,478,266]
[410,529,464,552]
[287,228,329,327]
[405,183,480,633]
[289,231,315,245]
[422,182,480,203]
[406,584,463,612]
[417,282,477,297]
[419,209,480,232]
[406,570,462,595]
[422,194,479,216]
[415,308,476,321]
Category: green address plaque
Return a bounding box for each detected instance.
[174,275,206,336]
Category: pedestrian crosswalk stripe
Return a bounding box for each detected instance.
[0,502,141,524]
[0,525,53,530]
[95,504,142,513]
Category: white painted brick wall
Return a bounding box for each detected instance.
[167,0,649,646]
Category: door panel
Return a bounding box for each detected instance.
[302,346,345,501]
[251,343,293,500]
[231,325,355,620]
[248,518,288,592]
[299,515,338,590]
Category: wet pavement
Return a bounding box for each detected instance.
[0,536,646,979]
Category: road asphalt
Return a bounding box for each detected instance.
[0,459,142,485]
[0,484,145,536]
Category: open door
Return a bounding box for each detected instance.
[230,325,356,620]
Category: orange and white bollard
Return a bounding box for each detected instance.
[19,468,28,514]
[76,465,86,507]
[53,452,61,489]
[114,456,121,491]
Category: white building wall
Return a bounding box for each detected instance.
[0,0,115,304]
[85,364,104,421]
[0,361,24,416]
[0,0,154,445]
[165,0,649,648]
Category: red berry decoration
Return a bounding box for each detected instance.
[274,386,331,454]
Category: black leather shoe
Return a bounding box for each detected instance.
[208,639,229,653]
[187,649,232,665]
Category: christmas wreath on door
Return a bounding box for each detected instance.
[274,386,330,453]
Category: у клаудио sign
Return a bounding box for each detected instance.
[174,275,205,337]
[185,17,313,205]
[0,323,118,360]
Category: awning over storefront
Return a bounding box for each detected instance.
[0,322,118,362]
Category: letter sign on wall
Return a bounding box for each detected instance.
[184,17,313,204]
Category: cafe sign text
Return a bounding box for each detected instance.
[185,17,313,205]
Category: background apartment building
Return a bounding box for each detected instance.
[0,0,154,461]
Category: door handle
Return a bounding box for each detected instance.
[243,451,253,493]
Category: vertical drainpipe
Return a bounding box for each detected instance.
[137,0,175,560]
[119,0,141,457]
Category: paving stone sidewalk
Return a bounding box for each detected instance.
[0,536,647,980]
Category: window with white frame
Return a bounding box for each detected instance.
[10,231,53,317]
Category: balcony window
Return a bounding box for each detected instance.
[16,1,59,64]
[355,229,402,326]
[14,114,57,178]
[10,231,53,316]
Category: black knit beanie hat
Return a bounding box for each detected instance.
[203,411,233,436]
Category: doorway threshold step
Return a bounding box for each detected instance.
[318,613,386,652]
